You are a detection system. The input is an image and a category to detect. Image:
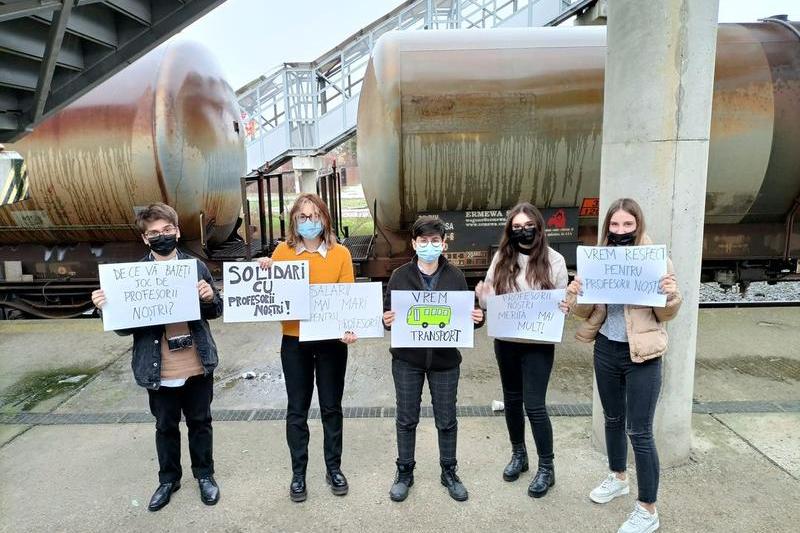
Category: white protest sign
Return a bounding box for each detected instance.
[222,261,310,322]
[577,245,667,307]
[487,289,566,343]
[390,290,475,348]
[98,259,200,331]
[299,282,384,341]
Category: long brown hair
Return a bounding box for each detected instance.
[599,198,646,245]
[492,203,554,294]
[286,193,337,248]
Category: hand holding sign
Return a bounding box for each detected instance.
[576,245,668,307]
[390,290,475,348]
[97,259,200,331]
[487,289,566,343]
[223,261,310,322]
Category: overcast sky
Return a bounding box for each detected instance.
[174,0,800,91]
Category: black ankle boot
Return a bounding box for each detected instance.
[440,463,468,502]
[289,473,307,502]
[527,462,555,498]
[502,442,529,482]
[389,461,415,502]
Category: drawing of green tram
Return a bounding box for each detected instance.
[406,305,452,328]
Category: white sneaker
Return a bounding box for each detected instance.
[589,473,630,503]
[618,502,659,533]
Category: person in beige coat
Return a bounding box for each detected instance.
[560,198,681,533]
[476,202,568,498]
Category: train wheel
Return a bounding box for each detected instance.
[439,322,446,328]
[422,322,428,328]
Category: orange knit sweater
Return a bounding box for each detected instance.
[271,241,354,337]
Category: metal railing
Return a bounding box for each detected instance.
[236,0,591,173]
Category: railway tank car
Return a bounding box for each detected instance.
[0,41,245,317]
[357,22,800,284]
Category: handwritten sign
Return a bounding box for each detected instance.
[487,289,566,343]
[577,245,667,307]
[98,259,200,331]
[390,290,475,348]
[299,282,384,341]
[222,261,310,322]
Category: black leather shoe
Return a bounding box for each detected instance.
[440,464,468,502]
[290,473,307,502]
[198,476,220,505]
[528,464,555,498]
[147,481,180,512]
[503,442,529,482]
[326,469,349,496]
[389,461,415,502]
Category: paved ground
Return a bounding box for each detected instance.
[0,308,798,532]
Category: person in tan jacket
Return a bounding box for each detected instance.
[476,202,568,499]
[559,198,681,533]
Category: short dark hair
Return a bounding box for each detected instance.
[412,216,445,239]
[135,203,179,233]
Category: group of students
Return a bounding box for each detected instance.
[91,194,681,533]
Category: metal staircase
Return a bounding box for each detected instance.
[236,0,597,174]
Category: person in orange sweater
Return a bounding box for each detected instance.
[258,193,357,503]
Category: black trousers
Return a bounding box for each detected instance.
[280,336,348,475]
[594,333,662,504]
[147,373,214,483]
[392,358,460,467]
[494,340,555,465]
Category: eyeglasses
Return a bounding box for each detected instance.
[511,223,536,231]
[144,226,177,239]
[296,213,321,223]
[416,237,443,246]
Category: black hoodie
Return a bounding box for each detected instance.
[383,255,484,370]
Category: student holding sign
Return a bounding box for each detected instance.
[91,203,222,511]
[562,198,681,533]
[257,193,357,503]
[475,203,567,498]
[382,216,484,503]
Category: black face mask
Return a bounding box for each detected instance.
[607,231,636,247]
[148,234,178,256]
[510,227,536,248]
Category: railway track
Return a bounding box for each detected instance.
[699,300,800,309]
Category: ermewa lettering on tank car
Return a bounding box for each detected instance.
[357,23,800,263]
[0,41,245,247]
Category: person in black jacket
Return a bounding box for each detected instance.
[382,216,484,503]
[91,203,223,512]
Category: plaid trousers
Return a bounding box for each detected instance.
[392,358,460,467]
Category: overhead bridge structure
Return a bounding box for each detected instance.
[0,0,227,143]
[236,0,599,174]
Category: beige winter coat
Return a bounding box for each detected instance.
[567,242,682,362]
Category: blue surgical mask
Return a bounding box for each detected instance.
[416,242,443,263]
[297,220,323,240]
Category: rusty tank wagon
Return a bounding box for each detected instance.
[356,22,800,285]
[0,41,246,317]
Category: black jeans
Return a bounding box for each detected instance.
[281,336,348,475]
[594,333,662,504]
[147,373,214,483]
[494,340,555,465]
[392,358,460,467]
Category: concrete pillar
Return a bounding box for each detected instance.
[292,156,322,194]
[594,0,719,466]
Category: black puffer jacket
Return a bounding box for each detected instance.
[383,255,484,370]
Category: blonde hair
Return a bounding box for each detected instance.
[286,193,336,248]
[599,198,646,245]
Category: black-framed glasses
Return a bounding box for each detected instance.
[144,225,178,239]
